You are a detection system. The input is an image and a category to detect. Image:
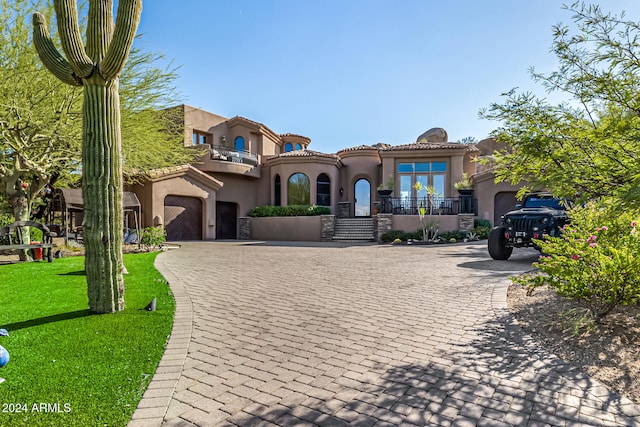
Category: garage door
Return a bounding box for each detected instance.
[494,192,518,226]
[164,196,202,241]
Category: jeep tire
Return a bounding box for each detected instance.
[488,226,513,260]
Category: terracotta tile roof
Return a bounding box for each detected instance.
[280,133,311,141]
[338,145,380,153]
[381,142,480,152]
[275,149,340,159]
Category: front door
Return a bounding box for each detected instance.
[354,179,371,217]
[216,201,238,239]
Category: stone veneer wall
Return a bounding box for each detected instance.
[458,214,475,232]
[376,214,393,243]
[337,202,350,218]
[321,215,335,242]
[239,217,251,240]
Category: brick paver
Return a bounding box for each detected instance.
[129,241,640,426]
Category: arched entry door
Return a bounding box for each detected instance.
[354,178,371,217]
[164,195,203,240]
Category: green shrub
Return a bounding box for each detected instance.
[140,226,166,249]
[380,230,422,243]
[473,225,491,239]
[474,218,492,228]
[514,200,640,320]
[438,230,465,241]
[248,205,331,217]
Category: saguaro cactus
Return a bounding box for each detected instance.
[32,0,142,313]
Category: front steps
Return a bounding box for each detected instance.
[332,217,375,242]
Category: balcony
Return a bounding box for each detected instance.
[195,145,260,178]
[210,145,258,167]
[379,196,477,215]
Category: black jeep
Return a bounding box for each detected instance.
[488,193,569,260]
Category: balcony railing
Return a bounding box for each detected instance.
[379,196,477,215]
[210,145,258,167]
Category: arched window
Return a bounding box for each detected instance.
[274,175,281,206]
[234,136,245,152]
[316,173,331,206]
[288,173,310,205]
[284,142,293,152]
[295,143,302,151]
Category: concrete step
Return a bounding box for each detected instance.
[333,218,374,242]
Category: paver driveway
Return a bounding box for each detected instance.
[129,241,640,427]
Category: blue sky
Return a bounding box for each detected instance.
[136,1,640,154]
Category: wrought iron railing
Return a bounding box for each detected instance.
[380,196,477,215]
[210,145,259,167]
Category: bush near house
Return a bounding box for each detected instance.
[248,205,331,217]
[380,230,424,243]
[513,201,640,320]
[382,222,491,244]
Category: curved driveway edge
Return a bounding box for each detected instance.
[128,250,194,426]
[130,241,640,426]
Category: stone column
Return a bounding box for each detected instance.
[321,215,335,242]
[239,217,251,240]
[376,213,393,243]
[458,213,475,233]
[337,202,350,218]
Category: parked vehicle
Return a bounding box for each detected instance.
[488,193,569,260]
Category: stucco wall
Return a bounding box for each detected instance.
[182,105,227,146]
[131,173,217,240]
[268,160,340,213]
[249,216,322,241]
[214,174,262,217]
[338,150,381,217]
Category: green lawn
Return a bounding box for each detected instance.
[0,252,175,426]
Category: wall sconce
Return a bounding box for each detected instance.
[339,187,344,196]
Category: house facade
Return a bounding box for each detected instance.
[127,105,520,241]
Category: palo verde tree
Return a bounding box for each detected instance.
[480,2,640,207]
[33,0,142,313]
[0,0,82,259]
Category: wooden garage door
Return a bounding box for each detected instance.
[164,196,202,241]
[494,192,518,226]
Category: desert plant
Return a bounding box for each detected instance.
[454,173,472,190]
[33,0,142,313]
[414,182,440,241]
[377,174,395,191]
[140,226,166,250]
[513,201,640,320]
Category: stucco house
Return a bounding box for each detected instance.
[127,105,521,242]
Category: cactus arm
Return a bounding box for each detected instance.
[54,0,94,78]
[32,13,82,86]
[86,0,114,62]
[100,0,141,80]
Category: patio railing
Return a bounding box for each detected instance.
[210,145,259,167]
[380,196,477,215]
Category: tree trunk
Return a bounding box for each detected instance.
[83,79,124,313]
[6,187,32,262]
